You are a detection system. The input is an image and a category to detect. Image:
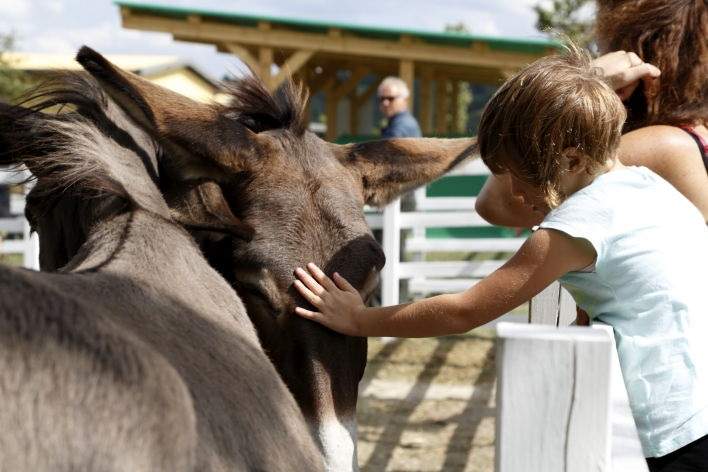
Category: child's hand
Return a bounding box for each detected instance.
[293,263,366,336]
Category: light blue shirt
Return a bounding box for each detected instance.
[539,166,708,458]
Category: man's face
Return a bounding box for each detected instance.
[378,84,408,118]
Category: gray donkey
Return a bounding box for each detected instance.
[0,52,324,471]
[1,46,477,471]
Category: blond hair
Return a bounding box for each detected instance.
[378,76,410,99]
[478,46,626,208]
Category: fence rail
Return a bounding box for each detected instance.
[0,168,39,269]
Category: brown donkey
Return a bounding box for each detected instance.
[3,46,477,471]
[0,64,324,471]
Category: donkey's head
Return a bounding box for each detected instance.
[75,47,476,471]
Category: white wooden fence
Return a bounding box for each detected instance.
[0,168,39,270]
[494,284,648,472]
[364,159,524,306]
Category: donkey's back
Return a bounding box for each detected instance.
[0,264,198,471]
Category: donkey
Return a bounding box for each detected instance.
[9,46,478,471]
[0,68,325,470]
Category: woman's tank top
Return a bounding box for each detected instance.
[678,125,708,172]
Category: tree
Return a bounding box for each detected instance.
[443,23,473,133]
[534,0,596,49]
[0,33,33,101]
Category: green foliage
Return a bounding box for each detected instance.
[442,23,474,133]
[444,22,471,34]
[534,0,596,49]
[0,33,34,101]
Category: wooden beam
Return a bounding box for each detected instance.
[332,66,369,100]
[259,47,274,90]
[434,78,448,135]
[348,91,360,135]
[352,79,378,108]
[121,13,543,70]
[348,78,379,135]
[271,49,314,90]
[398,59,414,109]
[222,42,259,74]
[325,91,339,142]
[419,69,432,134]
[451,80,460,134]
[309,73,337,96]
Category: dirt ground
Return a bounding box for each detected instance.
[357,329,497,472]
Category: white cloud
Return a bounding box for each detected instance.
[45,0,65,14]
[0,0,32,20]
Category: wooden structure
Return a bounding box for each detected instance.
[5,52,225,104]
[115,1,558,140]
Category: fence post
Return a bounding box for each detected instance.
[381,197,401,306]
[496,322,613,472]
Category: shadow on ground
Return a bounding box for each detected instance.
[357,330,496,471]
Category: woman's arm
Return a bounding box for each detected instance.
[619,125,708,220]
[294,228,595,337]
[591,50,660,100]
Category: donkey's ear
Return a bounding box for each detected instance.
[336,137,478,206]
[169,181,254,241]
[75,46,256,180]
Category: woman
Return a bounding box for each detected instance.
[475,0,708,224]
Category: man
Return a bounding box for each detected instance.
[378,76,421,138]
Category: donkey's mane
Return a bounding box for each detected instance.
[222,75,309,136]
[2,71,157,212]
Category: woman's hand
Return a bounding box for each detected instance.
[293,263,366,336]
[592,50,661,101]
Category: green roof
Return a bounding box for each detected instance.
[115,1,559,55]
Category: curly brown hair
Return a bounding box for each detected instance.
[596,0,707,131]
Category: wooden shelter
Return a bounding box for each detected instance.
[116,1,558,140]
[5,52,224,104]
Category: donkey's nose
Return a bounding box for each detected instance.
[324,235,385,291]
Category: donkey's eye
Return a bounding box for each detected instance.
[237,282,279,314]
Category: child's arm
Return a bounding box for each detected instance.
[294,228,595,337]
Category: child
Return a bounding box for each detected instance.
[293,46,708,470]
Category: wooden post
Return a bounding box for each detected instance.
[419,69,432,135]
[258,47,274,90]
[451,80,460,134]
[399,59,414,110]
[434,77,448,135]
[529,281,577,326]
[324,67,369,141]
[325,89,338,142]
[349,91,359,135]
[350,80,378,135]
[222,43,260,74]
[381,198,401,306]
[271,50,314,91]
[496,323,614,472]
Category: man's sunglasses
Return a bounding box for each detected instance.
[378,95,400,102]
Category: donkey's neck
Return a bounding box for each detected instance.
[62,209,253,333]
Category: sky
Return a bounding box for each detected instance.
[0,0,551,80]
